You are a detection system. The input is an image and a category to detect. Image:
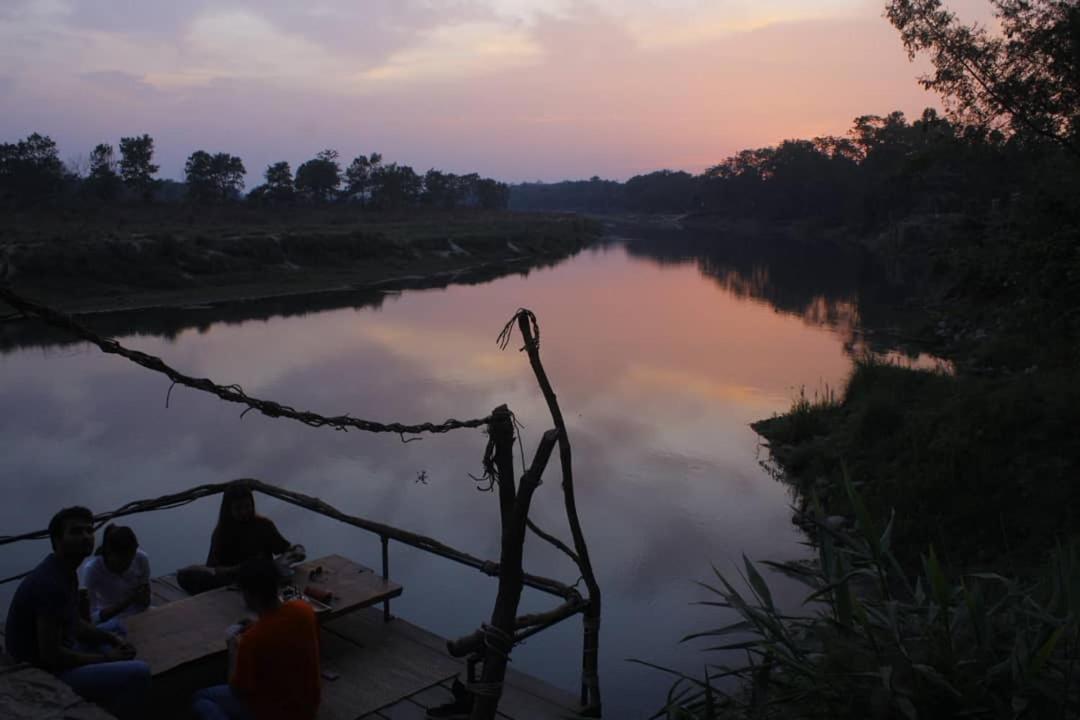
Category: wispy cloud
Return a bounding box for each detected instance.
[0,0,959,181]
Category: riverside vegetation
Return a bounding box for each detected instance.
[1,131,601,312]
[645,1,1080,718]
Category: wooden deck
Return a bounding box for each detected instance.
[0,627,114,719]
[0,572,582,719]
[147,572,583,719]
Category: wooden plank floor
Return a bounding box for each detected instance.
[324,609,582,720]
[4,577,583,719]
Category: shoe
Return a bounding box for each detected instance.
[426,679,473,718]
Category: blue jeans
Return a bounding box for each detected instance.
[58,618,151,720]
[193,684,254,720]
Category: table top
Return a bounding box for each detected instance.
[126,554,402,675]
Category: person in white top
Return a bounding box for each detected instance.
[79,525,151,623]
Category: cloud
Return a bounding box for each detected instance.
[0,0,949,181]
[360,21,543,84]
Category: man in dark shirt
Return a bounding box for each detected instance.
[4,506,150,719]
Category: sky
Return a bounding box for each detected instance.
[0,0,993,183]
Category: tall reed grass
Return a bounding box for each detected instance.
[644,472,1080,719]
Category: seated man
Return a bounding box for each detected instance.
[4,506,151,720]
[192,557,321,720]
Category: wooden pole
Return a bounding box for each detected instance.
[470,405,520,720]
[514,311,603,716]
[471,414,559,720]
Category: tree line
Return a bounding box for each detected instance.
[515,0,1078,231]
[0,135,510,211]
[511,107,1070,230]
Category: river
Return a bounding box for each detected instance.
[0,221,934,716]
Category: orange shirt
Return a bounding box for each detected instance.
[230,600,321,720]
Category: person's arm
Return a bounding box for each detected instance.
[263,519,292,557]
[206,528,221,567]
[95,594,134,623]
[75,617,124,648]
[132,552,151,610]
[37,615,130,671]
[229,627,257,697]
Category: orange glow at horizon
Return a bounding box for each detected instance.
[0,1,992,182]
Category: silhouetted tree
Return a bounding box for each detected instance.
[370,162,422,210]
[0,133,64,207]
[295,149,341,203]
[886,0,1080,158]
[473,177,510,210]
[422,169,463,209]
[119,134,159,202]
[247,161,296,206]
[185,151,246,203]
[86,143,122,202]
[344,152,382,206]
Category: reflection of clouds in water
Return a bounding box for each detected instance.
[0,245,849,716]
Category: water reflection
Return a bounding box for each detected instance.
[0,226,927,716]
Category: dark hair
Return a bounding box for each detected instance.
[48,506,94,550]
[96,524,138,557]
[216,483,255,532]
[236,556,280,602]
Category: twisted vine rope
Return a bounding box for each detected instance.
[0,286,491,436]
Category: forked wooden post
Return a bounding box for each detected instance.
[513,311,603,716]
[471,405,520,720]
[470,407,560,720]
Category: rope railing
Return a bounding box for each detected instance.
[0,286,603,718]
[0,478,581,601]
[0,287,492,438]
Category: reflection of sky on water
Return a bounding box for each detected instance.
[1,244,866,715]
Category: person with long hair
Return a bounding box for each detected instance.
[177,484,304,595]
[79,524,151,623]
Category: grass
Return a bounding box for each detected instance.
[754,357,1080,573]
[0,207,602,297]
[646,478,1080,719]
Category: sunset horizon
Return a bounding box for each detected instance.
[0,0,988,183]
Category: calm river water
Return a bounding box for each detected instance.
[0,223,927,716]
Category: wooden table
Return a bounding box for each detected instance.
[126,554,402,676]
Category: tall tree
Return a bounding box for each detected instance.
[118,134,159,202]
[0,133,64,207]
[422,168,462,209]
[370,163,422,210]
[184,150,216,203]
[264,161,295,204]
[86,143,122,201]
[186,151,247,203]
[344,152,382,206]
[886,0,1080,158]
[295,149,341,203]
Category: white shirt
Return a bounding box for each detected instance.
[79,549,151,622]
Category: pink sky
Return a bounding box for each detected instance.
[0,1,993,183]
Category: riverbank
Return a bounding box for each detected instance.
[0,209,600,315]
[751,204,1080,572]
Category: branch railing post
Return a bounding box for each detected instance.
[381,534,391,622]
[510,310,603,716]
[470,405,520,720]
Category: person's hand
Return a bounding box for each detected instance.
[102,644,136,661]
